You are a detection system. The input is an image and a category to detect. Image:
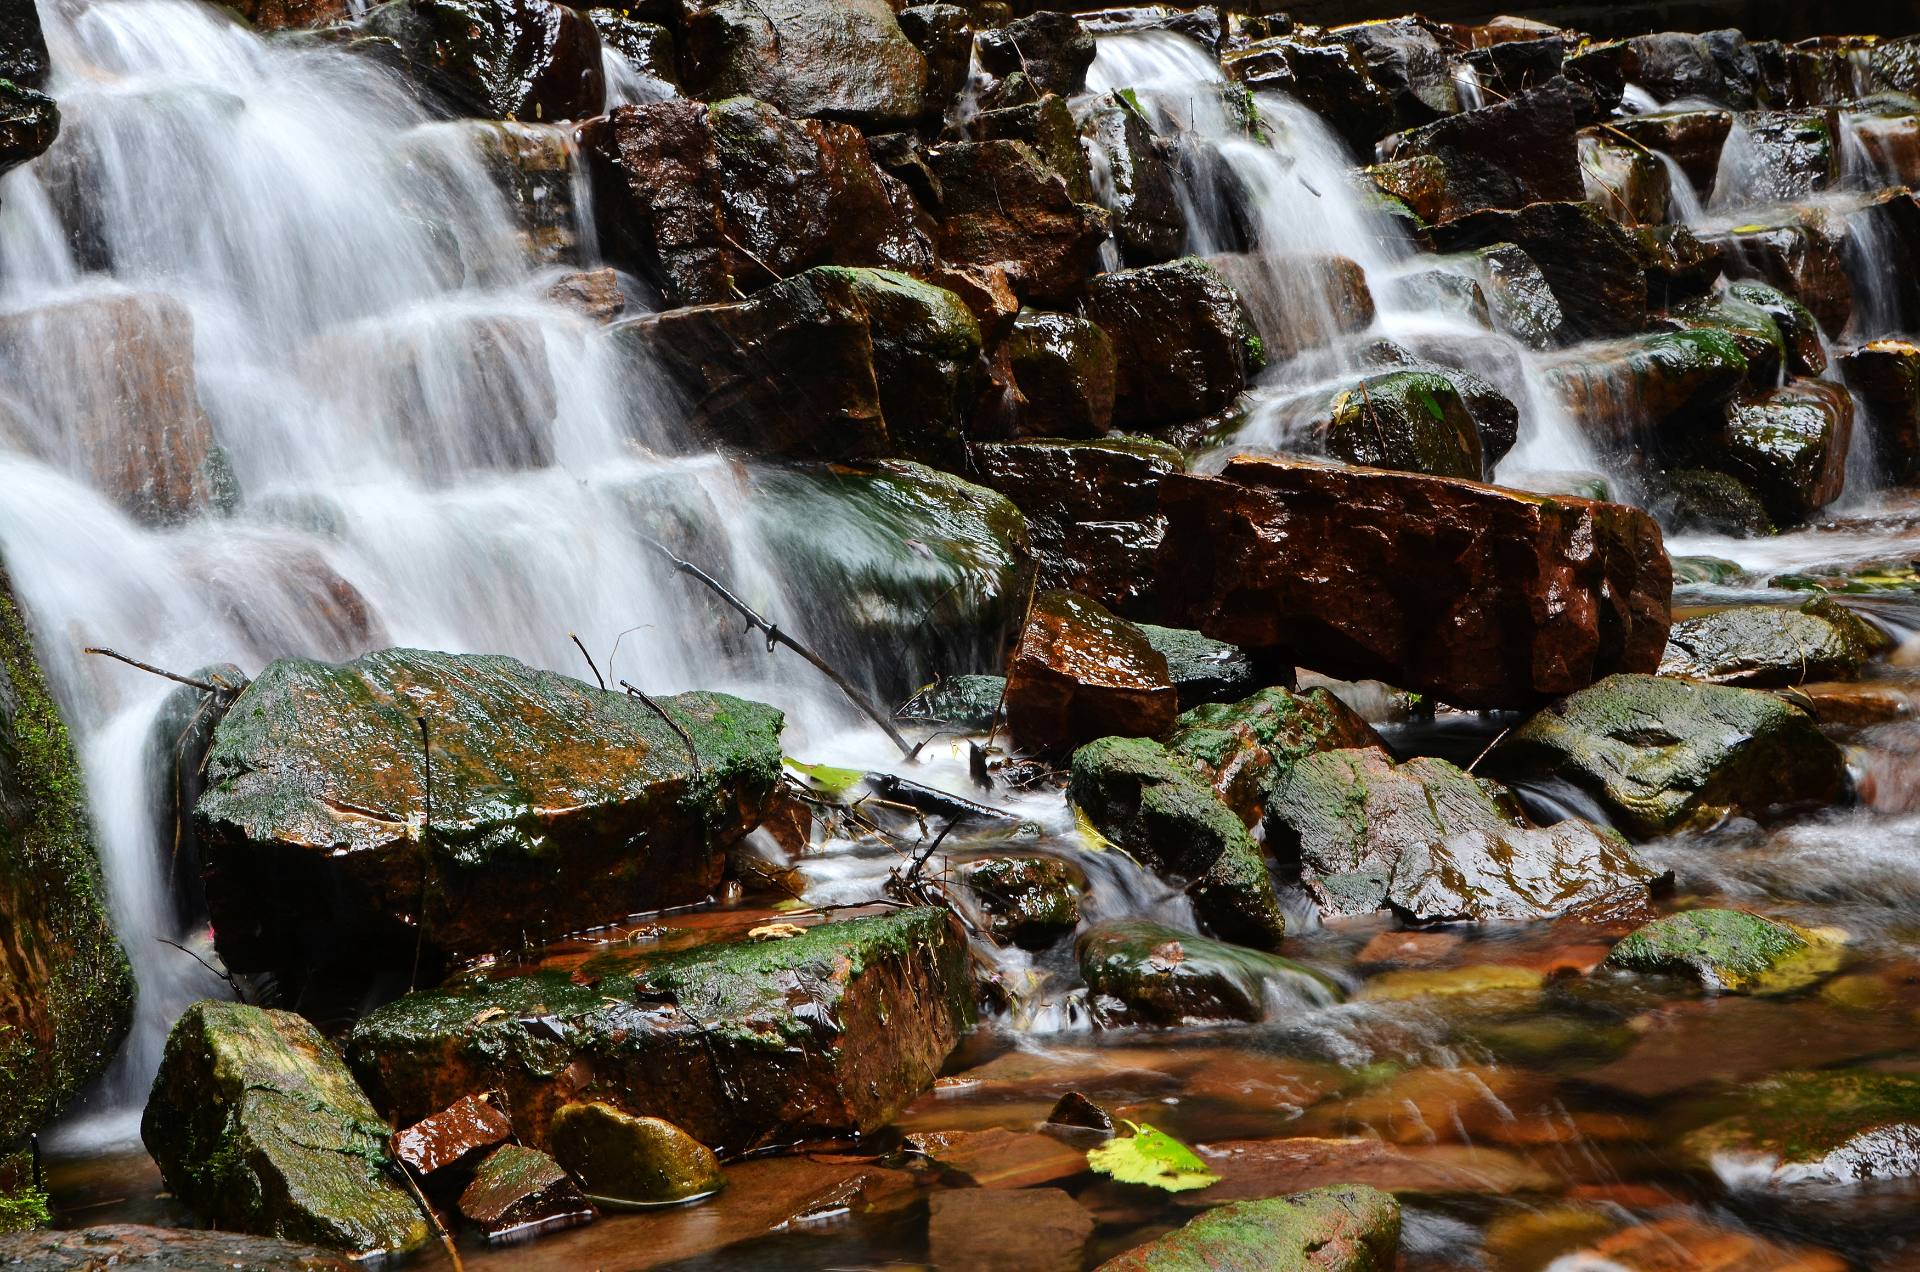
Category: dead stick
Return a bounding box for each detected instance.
[570,632,607,692]
[642,537,913,757]
[84,647,230,697]
[619,679,701,773]
[393,1157,464,1272]
[410,714,433,993]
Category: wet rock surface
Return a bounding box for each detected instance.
[1659,599,1889,686]
[1077,919,1339,1026]
[0,1226,355,1269]
[1097,1185,1399,1271]
[1005,590,1177,755]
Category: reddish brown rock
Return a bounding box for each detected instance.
[391,1092,513,1176]
[1709,218,1852,338]
[1005,590,1178,754]
[457,1144,595,1242]
[546,268,625,323]
[1153,456,1672,710]
[363,0,604,122]
[1610,109,1733,198]
[929,1187,1091,1272]
[1840,339,1920,483]
[0,1227,352,1269]
[230,0,347,29]
[1569,1219,1846,1272]
[926,140,1109,305]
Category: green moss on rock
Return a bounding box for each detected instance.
[1325,370,1484,480]
[1077,920,1341,1027]
[1679,1069,1920,1184]
[1094,1185,1399,1270]
[962,855,1081,949]
[1604,908,1836,993]
[1167,687,1385,828]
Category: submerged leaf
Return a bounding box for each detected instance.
[1086,1121,1220,1192]
[785,758,867,798]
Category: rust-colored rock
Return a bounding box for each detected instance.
[1153,456,1672,710]
[1005,590,1178,754]
[926,140,1108,306]
[391,1092,513,1176]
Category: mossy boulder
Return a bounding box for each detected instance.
[1095,1185,1399,1271]
[1544,328,1748,449]
[1650,468,1773,538]
[1604,908,1838,994]
[0,563,134,1156]
[1658,600,1890,687]
[346,909,972,1157]
[141,1002,429,1257]
[1486,674,1848,837]
[1166,687,1385,828]
[1723,281,1825,377]
[961,856,1081,950]
[1322,370,1483,481]
[1135,624,1255,711]
[1699,379,1853,526]
[897,674,1006,731]
[1069,737,1286,951]
[1664,290,1791,388]
[456,1143,593,1240]
[1077,921,1341,1027]
[1679,1070,1920,1185]
[1005,591,1177,756]
[195,648,784,979]
[548,1102,721,1203]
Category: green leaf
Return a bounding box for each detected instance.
[1415,384,1447,422]
[1086,1121,1220,1192]
[784,758,866,798]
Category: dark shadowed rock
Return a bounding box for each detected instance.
[962,855,1081,950]
[928,140,1109,305]
[976,11,1094,99]
[1487,674,1848,837]
[995,308,1117,439]
[347,909,972,1157]
[1544,328,1748,452]
[1840,338,1920,482]
[1096,1185,1399,1271]
[196,648,783,977]
[0,1227,354,1270]
[1431,202,1647,343]
[1137,623,1254,710]
[1005,590,1177,754]
[896,5,970,120]
[1473,243,1562,350]
[1650,468,1773,538]
[1659,600,1889,687]
[678,0,925,129]
[1624,30,1762,109]
[1082,91,1186,265]
[1697,379,1852,525]
[143,1002,429,1257]
[1394,81,1583,221]
[1167,686,1384,828]
[1155,456,1672,710]
[976,94,1092,203]
[0,80,55,180]
[458,1144,593,1242]
[1223,37,1391,157]
[1333,17,1457,130]
[588,11,676,99]
[1087,257,1260,428]
[1077,920,1340,1026]
[360,0,603,121]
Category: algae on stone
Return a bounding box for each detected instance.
[1077,920,1341,1027]
[1095,1185,1400,1271]
[548,1102,722,1203]
[1679,1069,1920,1185]
[1604,908,1842,994]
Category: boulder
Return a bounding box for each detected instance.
[928,140,1109,305]
[1154,456,1673,711]
[0,1227,354,1270]
[434,119,582,265]
[0,80,55,180]
[0,564,135,1157]
[1623,30,1763,109]
[975,95,1093,204]
[1222,37,1391,157]
[1333,17,1458,129]
[546,267,626,323]
[0,0,51,89]
[961,856,1081,949]
[1709,218,1852,339]
[142,1002,429,1257]
[589,11,677,101]
[1650,468,1773,538]
[1068,736,1287,950]
[1604,908,1829,993]
[1383,822,1660,926]
[1579,128,1670,227]
[1393,81,1584,222]
[1660,291,1790,389]
[1722,109,1837,204]
[1634,224,1723,306]
[634,265,980,464]
[1840,339,1920,483]
[1543,328,1748,449]
[582,97,931,308]
[360,0,603,121]
[0,291,220,525]
[1005,590,1178,755]
[457,1143,594,1241]
[1096,1186,1399,1272]
[1086,257,1261,428]
[677,0,925,130]
[1136,623,1255,710]
[1077,920,1339,1027]
[1082,91,1186,266]
[195,648,784,977]
[899,675,1005,731]
[1698,379,1852,526]
[548,1102,722,1203]
[1680,1070,1920,1186]
[895,5,970,120]
[1473,243,1562,351]
[975,11,1094,99]
[346,909,973,1157]
[972,437,1179,617]
[1167,686,1385,828]
[1659,600,1888,687]
[1210,251,1375,365]
[1320,369,1483,481]
[1486,674,1848,838]
[1430,201,1648,342]
[994,309,1117,439]
[1846,190,1920,336]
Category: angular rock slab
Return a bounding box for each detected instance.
[195,648,783,975]
[458,1143,594,1241]
[1154,456,1671,710]
[1099,1185,1399,1271]
[346,909,973,1158]
[141,1002,429,1257]
[1005,590,1177,755]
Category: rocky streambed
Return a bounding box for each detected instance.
[2,0,1920,1269]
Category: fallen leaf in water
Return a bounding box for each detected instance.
[748,923,807,941]
[471,1007,506,1025]
[1086,1122,1219,1193]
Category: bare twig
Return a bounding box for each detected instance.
[642,536,912,757]
[84,647,233,698]
[392,1157,464,1272]
[1466,726,1511,774]
[619,679,701,773]
[159,938,245,1002]
[570,632,606,692]
[410,714,433,992]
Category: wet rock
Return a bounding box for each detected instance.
[1155,456,1673,711]
[1552,328,1748,454]
[588,11,677,99]
[144,663,247,933]
[1634,224,1723,306]
[962,855,1081,949]
[446,119,581,264]
[549,1102,722,1204]
[1728,280,1825,377]
[895,5,970,120]
[392,1092,513,1177]
[1068,736,1287,950]
[1005,590,1177,755]
[1698,379,1852,526]
[1566,1218,1845,1272]
[1661,290,1792,389]
[1136,624,1254,710]
[1047,1091,1115,1132]
[1384,822,1659,927]
[1624,30,1763,109]
[1709,217,1853,340]
[908,1126,1087,1188]
[1320,368,1484,481]
[546,267,625,323]
[977,94,1092,204]
[974,437,1178,618]
[0,80,55,180]
[1650,468,1773,538]
[976,11,1094,99]
[678,0,924,130]
[1659,600,1889,687]
[927,140,1109,305]
[1167,686,1385,828]
[142,1002,429,1257]
[1839,338,1920,483]
[1394,81,1583,222]
[1430,201,1647,342]
[1579,128,1670,227]
[582,97,931,308]
[1077,920,1339,1026]
[899,674,1006,731]
[0,0,52,89]
[632,265,979,463]
[1610,110,1733,198]
[360,0,603,121]
[1211,252,1375,366]
[0,1227,354,1270]
[1222,37,1391,157]
[995,309,1117,439]
[1333,17,1457,130]
[1082,91,1186,265]
[1462,30,1568,99]
[348,909,972,1157]
[1473,243,1562,351]
[1680,1069,1920,1186]
[1098,1185,1398,1271]
[930,1187,1092,1272]
[1604,908,1832,994]
[1488,674,1847,837]
[1087,257,1260,428]
[458,1143,594,1241]
[0,563,135,1155]
[195,648,783,977]
[1726,109,1838,203]
[0,291,220,525]
[1846,189,1920,335]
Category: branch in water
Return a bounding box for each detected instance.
[85,647,237,699]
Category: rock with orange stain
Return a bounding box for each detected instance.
[1570,1218,1847,1271]
[1006,590,1178,754]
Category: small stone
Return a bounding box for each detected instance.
[1077,920,1341,1027]
[457,1144,594,1241]
[1046,1092,1115,1133]
[548,1103,722,1204]
[1604,908,1842,994]
[391,1092,513,1176]
[1098,1185,1400,1271]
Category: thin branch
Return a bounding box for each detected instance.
[159,938,245,1002]
[642,536,913,757]
[84,647,233,698]
[410,714,433,992]
[570,632,606,692]
[619,680,701,773]
[392,1157,464,1272]
[1466,726,1511,774]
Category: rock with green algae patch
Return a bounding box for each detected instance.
[1094,1185,1400,1271]
[1167,687,1386,828]
[140,1001,429,1257]
[549,1101,721,1203]
[1678,1069,1920,1185]
[194,647,784,978]
[1486,673,1848,838]
[1077,920,1341,1027]
[1006,591,1177,756]
[1658,599,1891,687]
[1068,737,1287,950]
[1700,379,1854,526]
[898,674,1006,731]
[457,1143,593,1241]
[1322,369,1484,481]
[1135,623,1256,711]
[346,908,973,1158]
[961,855,1081,950]
[0,1225,355,1269]
[0,562,134,1159]
[1604,909,1842,994]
